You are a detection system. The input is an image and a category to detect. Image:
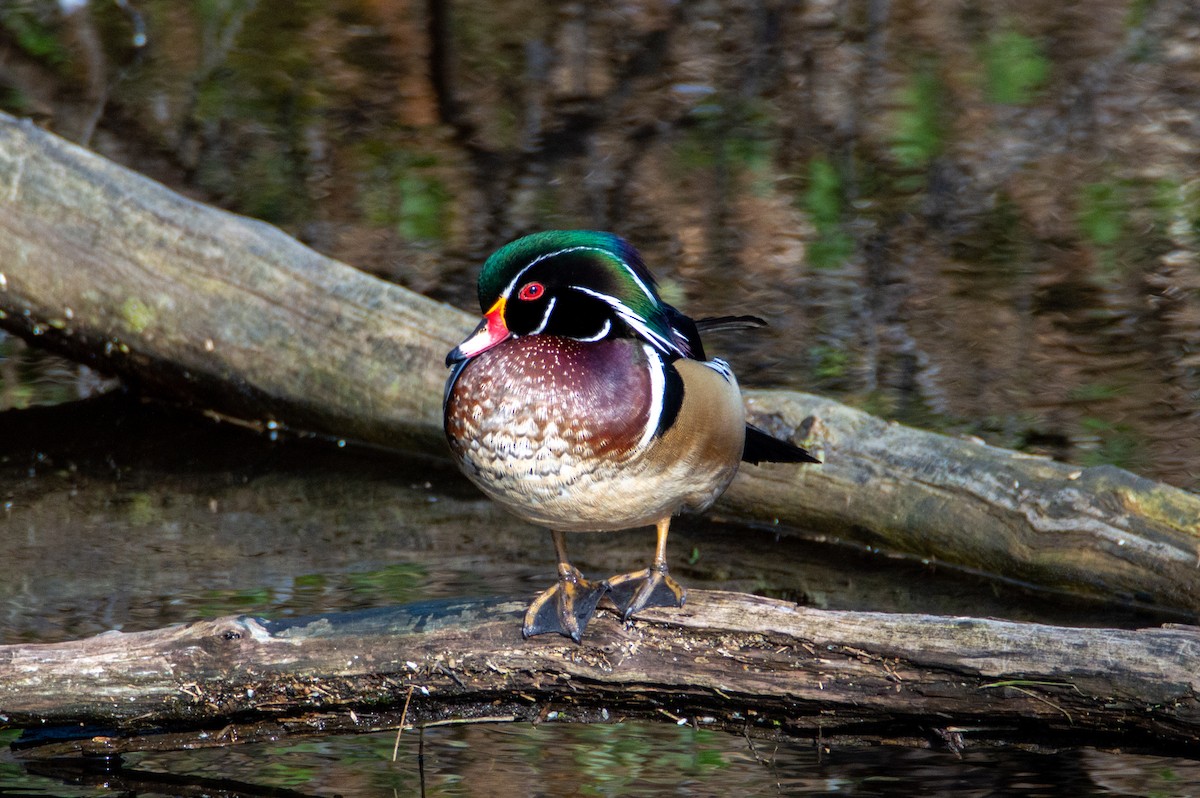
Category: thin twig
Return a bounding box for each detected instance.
[391,684,415,762]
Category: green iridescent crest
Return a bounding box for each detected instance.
[478,231,688,356]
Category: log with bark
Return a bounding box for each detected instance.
[0,111,1196,615]
[2,591,1198,759]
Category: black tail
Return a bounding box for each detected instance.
[742,425,821,465]
[695,315,768,333]
[673,314,770,361]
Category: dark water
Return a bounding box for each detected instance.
[7,726,1198,797]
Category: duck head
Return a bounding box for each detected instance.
[446,231,698,366]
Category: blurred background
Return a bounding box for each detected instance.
[1,1,1198,795]
[1,0,1198,489]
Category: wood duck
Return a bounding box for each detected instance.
[444,231,819,642]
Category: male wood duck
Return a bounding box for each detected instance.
[444,231,819,642]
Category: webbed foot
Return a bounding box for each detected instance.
[605,565,687,621]
[522,566,609,643]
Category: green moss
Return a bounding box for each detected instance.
[1116,484,1200,535]
[121,296,156,334]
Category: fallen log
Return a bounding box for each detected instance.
[1,591,1198,759]
[0,112,463,452]
[0,110,1197,615]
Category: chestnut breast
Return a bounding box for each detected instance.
[445,335,746,531]
[445,336,656,520]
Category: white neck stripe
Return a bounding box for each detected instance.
[636,344,667,452]
[571,286,682,356]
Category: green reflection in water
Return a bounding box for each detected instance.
[0,334,116,411]
[803,156,854,270]
[192,562,429,619]
[671,95,775,177]
[195,586,276,618]
[571,724,730,796]
[890,67,946,172]
[0,3,69,67]
[1079,416,1142,472]
[983,29,1049,105]
[357,147,451,242]
[343,562,427,604]
[1079,180,1126,252]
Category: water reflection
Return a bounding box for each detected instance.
[0,334,117,412]
[7,724,1200,797]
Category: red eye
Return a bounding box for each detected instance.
[518,282,545,301]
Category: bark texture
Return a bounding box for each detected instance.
[2,591,1198,758]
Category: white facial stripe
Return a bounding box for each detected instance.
[572,286,682,356]
[501,247,585,300]
[576,317,611,342]
[636,344,667,452]
[529,295,558,335]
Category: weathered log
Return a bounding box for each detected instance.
[724,393,1200,613]
[1,591,1198,758]
[0,113,463,452]
[0,110,1198,615]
